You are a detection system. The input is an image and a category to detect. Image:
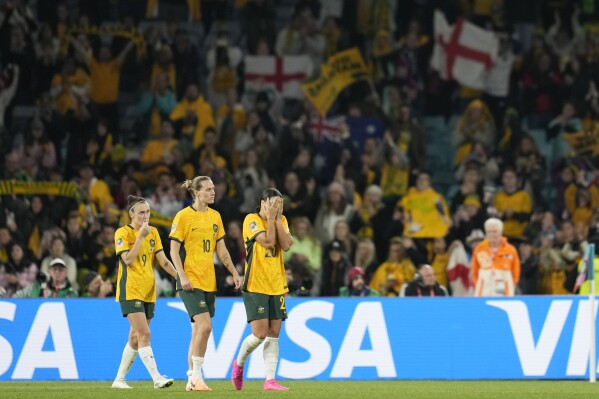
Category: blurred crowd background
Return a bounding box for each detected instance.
[1,0,599,299]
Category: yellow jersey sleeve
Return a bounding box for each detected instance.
[115,227,131,257]
[150,227,164,254]
[243,213,265,242]
[216,212,225,242]
[169,209,187,243]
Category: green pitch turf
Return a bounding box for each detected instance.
[1,380,598,399]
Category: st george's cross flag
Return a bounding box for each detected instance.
[244,55,312,99]
[430,10,498,89]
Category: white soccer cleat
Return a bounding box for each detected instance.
[185,381,193,391]
[111,379,132,389]
[154,375,174,389]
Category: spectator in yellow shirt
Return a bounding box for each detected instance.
[70,35,135,132]
[78,163,114,215]
[141,120,179,185]
[49,58,89,116]
[170,83,215,149]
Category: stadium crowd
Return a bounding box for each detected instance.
[0,0,598,299]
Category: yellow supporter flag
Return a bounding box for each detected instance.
[302,48,369,116]
[563,123,599,156]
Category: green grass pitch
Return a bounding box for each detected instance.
[1,380,598,399]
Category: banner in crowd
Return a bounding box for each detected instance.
[563,125,599,156]
[244,55,312,99]
[302,48,370,115]
[1,297,599,381]
[0,181,80,199]
[430,10,498,89]
[59,25,146,59]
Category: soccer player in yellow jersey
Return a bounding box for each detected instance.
[231,188,293,391]
[112,196,177,389]
[169,176,242,392]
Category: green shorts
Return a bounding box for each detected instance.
[179,289,216,322]
[242,291,288,323]
[120,300,155,319]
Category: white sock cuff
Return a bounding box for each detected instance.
[138,346,153,358]
[265,337,279,343]
[125,343,138,353]
[192,356,204,362]
[250,334,265,345]
[186,370,192,377]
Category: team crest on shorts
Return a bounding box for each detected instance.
[199,301,207,308]
[134,301,142,308]
[213,224,218,237]
[257,306,265,314]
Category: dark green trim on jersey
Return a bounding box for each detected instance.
[118,257,128,301]
[169,236,183,244]
[242,238,256,292]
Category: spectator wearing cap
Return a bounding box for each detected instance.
[518,238,539,294]
[81,271,112,298]
[369,238,416,297]
[400,265,448,297]
[13,258,78,298]
[319,239,352,296]
[471,218,520,296]
[339,267,379,297]
[40,236,78,291]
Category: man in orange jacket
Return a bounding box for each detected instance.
[471,218,521,296]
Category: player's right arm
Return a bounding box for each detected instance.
[169,212,192,290]
[119,222,150,266]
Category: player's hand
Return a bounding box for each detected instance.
[266,198,278,220]
[139,221,151,238]
[276,197,283,219]
[180,274,193,291]
[232,273,242,290]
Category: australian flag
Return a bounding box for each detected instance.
[345,116,386,153]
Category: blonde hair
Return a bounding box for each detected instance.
[182,176,212,196]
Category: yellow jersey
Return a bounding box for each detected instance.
[242,213,289,295]
[493,190,532,239]
[115,225,163,302]
[169,206,225,292]
[88,58,120,104]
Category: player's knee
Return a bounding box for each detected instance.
[138,329,151,344]
[129,333,139,348]
[197,322,212,337]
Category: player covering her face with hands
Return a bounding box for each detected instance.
[169,176,242,391]
[112,195,177,389]
[232,188,293,391]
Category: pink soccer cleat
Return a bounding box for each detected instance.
[263,379,289,391]
[231,360,244,390]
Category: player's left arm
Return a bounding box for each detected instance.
[216,239,242,289]
[274,198,293,251]
[155,249,177,278]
